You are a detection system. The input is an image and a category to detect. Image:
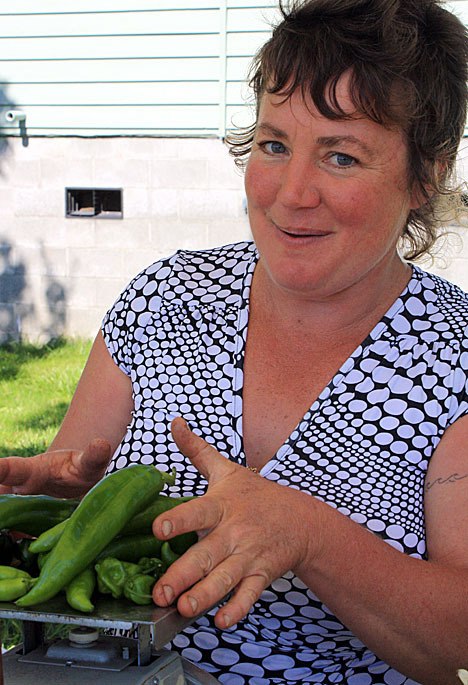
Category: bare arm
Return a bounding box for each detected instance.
[0,331,133,496]
[48,330,133,454]
[152,416,468,685]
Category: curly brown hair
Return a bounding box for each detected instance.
[226,0,468,260]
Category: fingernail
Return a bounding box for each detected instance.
[223,613,231,628]
[187,595,198,615]
[163,585,174,604]
[162,519,173,537]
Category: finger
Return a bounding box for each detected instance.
[176,555,246,619]
[0,456,43,490]
[152,495,221,542]
[153,529,234,610]
[213,573,268,629]
[171,418,236,483]
[75,439,112,480]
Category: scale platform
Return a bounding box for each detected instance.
[0,595,221,684]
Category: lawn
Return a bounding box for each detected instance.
[0,338,92,649]
[0,338,92,458]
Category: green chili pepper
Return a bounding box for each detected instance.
[123,495,198,554]
[66,567,96,614]
[122,495,195,535]
[97,534,163,563]
[0,565,33,580]
[137,557,166,579]
[0,576,35,601]
[123,574,155,605]
[161,541,180,568]
[37,551,50,571]
[0,495,79,537]
[32,497,198,558]
[94,558,140,599]
[17,465,176,607]
[166,531,198,556]
[29,518,69,554]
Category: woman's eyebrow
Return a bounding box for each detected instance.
[256,122,289,139]
[316,135,373,157]
[256,125,374,157]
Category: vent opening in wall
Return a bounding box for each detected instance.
[66,188,123,219]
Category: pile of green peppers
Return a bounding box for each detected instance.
[0,464,197,613]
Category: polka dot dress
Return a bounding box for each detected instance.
[102,241,468,684]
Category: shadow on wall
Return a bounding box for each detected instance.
[0,83,68,343]
[40,242,67,341]
[0,239,69,343]
[0,85,13,161]
[0,240,29,343]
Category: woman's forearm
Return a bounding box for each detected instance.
[295,499,468,684]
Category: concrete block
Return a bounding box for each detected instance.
[206,157,245,189]
[118,249,164,282]
[68,246,124,279]
[177,188,244,219]
[63,219,97,248]
[94,219,151,249]
[111,137,177,160]
[206,218,252,247]
[10,218,67,249]
[150,188,179,218]
[64,276,98,308]
[94,277,130,313]
[150,220,209,253]
[67,306,107,339]
[14,188,63,218]
[93,157,150,187]
[41,157,94,189]
[0,188,16,215]
[151,159,208,189]
[122,187,151,218]
[5,159,41,188]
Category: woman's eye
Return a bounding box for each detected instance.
[329,152,357,168]
[261,141,286,155]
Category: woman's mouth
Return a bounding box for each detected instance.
[273,222,331,239]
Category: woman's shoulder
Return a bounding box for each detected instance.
[104,240,257,323]
[410,265,468,337]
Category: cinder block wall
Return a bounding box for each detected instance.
[0,136,467,344]
[0,136,251,342]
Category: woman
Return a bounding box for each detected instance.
[1,0,468,682]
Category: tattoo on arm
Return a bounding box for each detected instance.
[425,472,468,491]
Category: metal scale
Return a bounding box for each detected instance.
[0,595,221,684]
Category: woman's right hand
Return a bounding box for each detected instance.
[0,439,112,498]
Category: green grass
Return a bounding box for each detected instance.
[0,338,92,458]
[0,338,92,649]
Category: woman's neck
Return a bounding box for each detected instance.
[250,256,412,343]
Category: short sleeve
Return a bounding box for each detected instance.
[447,327,468,425]
[101,254,176,375]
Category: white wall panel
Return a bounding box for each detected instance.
[0,3,276,137]
[1,1,220,14]
[226,6,278,31]
[5,81,220,106]
[1,104,220,133]
[0,34,220,60]
[0,58,220,83]
[0,9,220,37]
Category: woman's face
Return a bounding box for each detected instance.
[245,77,421,301]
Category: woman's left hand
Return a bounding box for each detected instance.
[152,417,322,628]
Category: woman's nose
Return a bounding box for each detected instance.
[276,159,321,209]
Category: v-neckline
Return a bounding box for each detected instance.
[231,257,421,477]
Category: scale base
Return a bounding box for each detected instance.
[3,645,220,684]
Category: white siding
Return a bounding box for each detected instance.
[0,2,277,137]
